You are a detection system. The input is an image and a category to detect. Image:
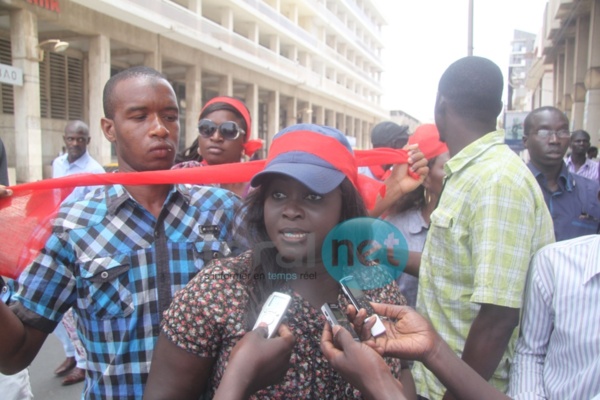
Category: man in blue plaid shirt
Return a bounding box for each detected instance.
[0,66,246,398]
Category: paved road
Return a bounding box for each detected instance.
[29,334,83,399]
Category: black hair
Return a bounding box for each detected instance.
[237,177,366,329]
[571,129,591,142]
[175,137,202,164]
[103,66,169,119]
[523,106,565,136]
[438,56,503,124]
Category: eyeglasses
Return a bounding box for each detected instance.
[534,129,571,139]
[64,136,88,144]
[198,119,245,141]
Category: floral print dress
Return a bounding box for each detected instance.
[161,250,406,399]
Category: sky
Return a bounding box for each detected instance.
[373,0,548,122]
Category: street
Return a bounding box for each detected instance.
[29,334,83,399]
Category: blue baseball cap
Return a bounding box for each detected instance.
[250,124,354,195]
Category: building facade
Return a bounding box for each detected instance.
[0,0,388,183]
[526,0,600,146]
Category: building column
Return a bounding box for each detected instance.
[563,38,575,115]
[189,0,202,15]
[325,109,334,127]
[363,121,371,149]
[144,35,162,71]
[554,50,565,109]
[267,91,280,148]
[219,74,233,96]
[285,97,297,126]
[220,7,234,30]
[185,64,202,148]
[584,0,600,145]
[346,115,354,137]
[338,112,346,132]
[315,105,325,125]
[355,120,363,150]
[247,22,259,44]
[11,8,42,183]
[572,16,590,130]
[269,35,280,54]
[88,34,112,166]
[245,83,259,142]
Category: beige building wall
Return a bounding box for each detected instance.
[528,0,600,147]
[0,0,388,182]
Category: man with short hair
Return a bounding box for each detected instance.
[52,120,105,178]
[565,129,599,182]
[523,107,600,241]
[412,56,554,400]
[51,120,105,386]
[0,66,245,398]
[359,121,409,181]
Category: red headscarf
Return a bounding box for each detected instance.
[408,124,448,160]
[201,96,262,157]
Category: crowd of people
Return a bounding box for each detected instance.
[0,55,598,400]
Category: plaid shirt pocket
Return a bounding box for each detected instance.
[79,254,134,319]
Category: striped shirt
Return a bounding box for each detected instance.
[413,130,555,399]
[12,184,245,399]
[508,235,600,400]
[566,156,599,182]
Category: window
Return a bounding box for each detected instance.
[0,38,14,115]
[39,52,84,119]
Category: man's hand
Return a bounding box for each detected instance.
[320,322,406,400]
[0,185,12,198]
[347,303,439,364]
[214,324,295,399]
[369,144,429,217]
[387,144,429,195]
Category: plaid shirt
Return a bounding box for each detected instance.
[12,184,246,399]
[413,131,554,400]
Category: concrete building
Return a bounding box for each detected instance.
[508,29,536,112]
[389,109,420,134]
[0,0,388,183]
[526,0,600,146]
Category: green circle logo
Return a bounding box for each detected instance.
[322,217,408,290]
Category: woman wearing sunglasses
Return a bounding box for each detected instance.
[173,96,262,197]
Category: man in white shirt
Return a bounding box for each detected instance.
[508,234,600,399]
[52,120,104,178]
[51,120,104,385]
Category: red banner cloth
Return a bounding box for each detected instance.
[0,149,414,279]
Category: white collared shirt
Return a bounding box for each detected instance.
[52,150,105,178]
[52,151,105,202]
[508,235,600,400]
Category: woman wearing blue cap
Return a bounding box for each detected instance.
[145,124,427,399]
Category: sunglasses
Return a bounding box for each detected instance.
[198,119,245,141]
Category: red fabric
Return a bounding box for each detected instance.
[0,144,418,279]
[242,139,263,158]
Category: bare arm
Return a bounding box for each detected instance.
[0,301,48,374]
[320,323,407,400]
[213,324,295,400]
[143,332,215,400]
[441,303,519,400]
[353,303,510,400]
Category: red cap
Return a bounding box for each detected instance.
[408,124,449,160]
